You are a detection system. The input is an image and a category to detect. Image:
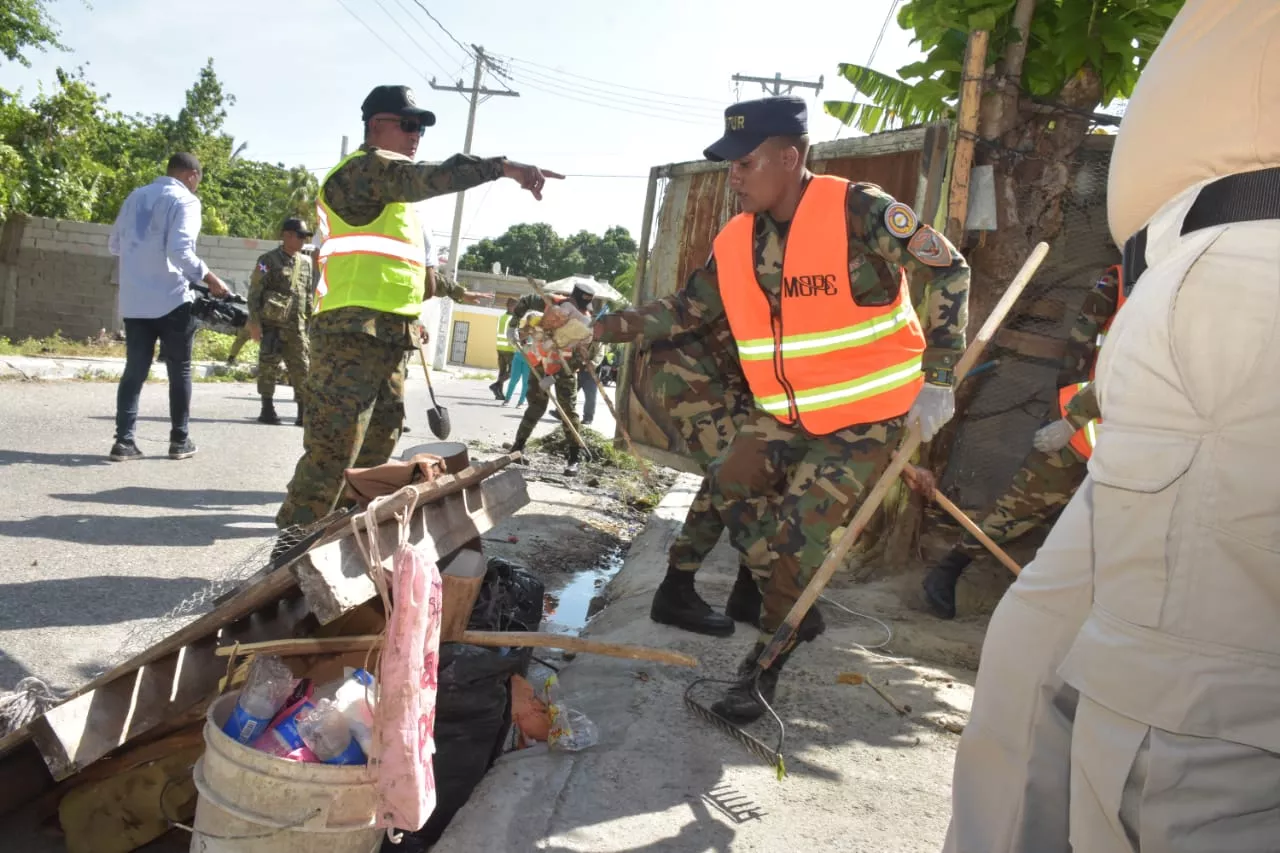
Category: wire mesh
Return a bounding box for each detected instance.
[941,141,1117,509]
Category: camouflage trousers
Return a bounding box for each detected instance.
[226,326,252,363]
[667,404,753,573]
[708,409,903,642]
[958,442,1089,556]
[276,329,407,529]
[257,323,309,407]
[513,368,579,450]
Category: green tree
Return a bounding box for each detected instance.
[0,0,61,67]
[826,0,1182,287]
[460,222,638,283]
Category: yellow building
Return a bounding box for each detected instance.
[445,304,508,369]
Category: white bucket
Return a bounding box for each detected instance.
[189,692,382,853]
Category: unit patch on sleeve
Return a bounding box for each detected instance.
[884,202,919,238]
[907,226,953,268]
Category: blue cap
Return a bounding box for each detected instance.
[703,96,808,162]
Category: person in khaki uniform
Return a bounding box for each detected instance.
[246,217,315,426]
[944,4,1280,852]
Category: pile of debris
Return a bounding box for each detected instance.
[0,442,538,851]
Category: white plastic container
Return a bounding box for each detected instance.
[189,692,381,853]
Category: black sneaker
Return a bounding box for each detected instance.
[168,439,197,460]
[109,440,143,462]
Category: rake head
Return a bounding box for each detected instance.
[684,671,787,780]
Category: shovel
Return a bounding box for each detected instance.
[416,343,451,440]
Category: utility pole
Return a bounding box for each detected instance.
[427,45,519,367]
[731,72,824,98]
[340,135,348,159]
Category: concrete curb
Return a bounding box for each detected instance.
[0,355,258,381]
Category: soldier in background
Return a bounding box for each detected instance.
[275,84,561,530]
[246,218,316,426]
[921,263,1123,619]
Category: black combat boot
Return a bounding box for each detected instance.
[258,397,281,425]
[649,567,735,637]
[563,443,581,476]
[489,379,506,401]
[710,642,793,724]
[922,547,974,620]
[725,563,763,626]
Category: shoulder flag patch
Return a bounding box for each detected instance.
[257,262,268,274]
[907,226,953,268]
[884,202,919,238]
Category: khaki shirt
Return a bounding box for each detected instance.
[1108,1,1280,244]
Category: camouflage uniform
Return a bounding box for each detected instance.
[247,246,314,412]
[276,146,505,529]
[226,326,252,363]
[600,181,970,641]
[598,304,758,577]
[955,267,1119,556]
[509,292,583,448]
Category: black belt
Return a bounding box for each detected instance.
[1122,165,1280,296]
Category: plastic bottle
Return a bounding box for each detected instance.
[296,699,367,765]
[333,668,377,756]
[221,655,295,744]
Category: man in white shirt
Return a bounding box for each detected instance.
[107,153,229,462]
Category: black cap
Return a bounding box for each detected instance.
[360,85,437,126]
[703,96,808,162]
[281,217,313,237]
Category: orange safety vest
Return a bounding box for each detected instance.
[1058,264,1126,459]
[714,175,927,435]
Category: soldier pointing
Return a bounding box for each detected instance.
[276,84,563,530]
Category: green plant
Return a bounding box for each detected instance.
[192,329,258,363]
[825,0,1181,134]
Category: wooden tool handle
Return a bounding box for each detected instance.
[756,242,1050,671]
[584,360,654,484]
[930,489,1023,576]
[216,631,699,668]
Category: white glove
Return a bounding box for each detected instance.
[1033,418,1077,453]
[538,374,556,391]
[907,384,955,442]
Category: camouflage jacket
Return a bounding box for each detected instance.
[597,180,970,385]
[1059,265,1121,427]
[248,246,315,327]
[314,144,504,344]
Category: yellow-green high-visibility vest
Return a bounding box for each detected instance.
[314,151,427,317]
[496,313,516,353]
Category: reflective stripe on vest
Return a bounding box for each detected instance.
[714,174,927,435]
[496,313,515,353]
[1058,382,1096,459]
[313,151,426,318]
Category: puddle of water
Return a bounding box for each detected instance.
[540,548,624,635]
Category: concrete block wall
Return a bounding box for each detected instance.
[0,215,277,340]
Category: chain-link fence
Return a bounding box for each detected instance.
[941,137,1118,510]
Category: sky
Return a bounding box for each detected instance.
[0,0,926,259]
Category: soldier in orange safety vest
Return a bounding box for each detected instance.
[919,264,1126,620]
[593,96,971,723]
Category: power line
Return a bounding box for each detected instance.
[369,0,456,81]
[731,72,825,97]
[332,0,432,86]
[389,0,469,70]
[836,0,903,140]
[499,63,719,116]
[494,53,724,106]
[409,1,474,60]
[499,73,708,125]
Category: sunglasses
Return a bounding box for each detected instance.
[373,116,428,136]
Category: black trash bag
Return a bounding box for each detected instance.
[386,558,544,850]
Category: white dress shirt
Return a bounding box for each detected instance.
[108,176,210,319]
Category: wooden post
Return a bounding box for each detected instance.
[616,165,661,437]
[946,29,990,243]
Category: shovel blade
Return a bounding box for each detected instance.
[427,405,451,439]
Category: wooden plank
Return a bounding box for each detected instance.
[28,595,311,781]
[993,328,1067,361]
[293,468,530,626]
[946,29,990,242]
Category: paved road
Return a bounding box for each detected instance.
[0,367,612,691]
